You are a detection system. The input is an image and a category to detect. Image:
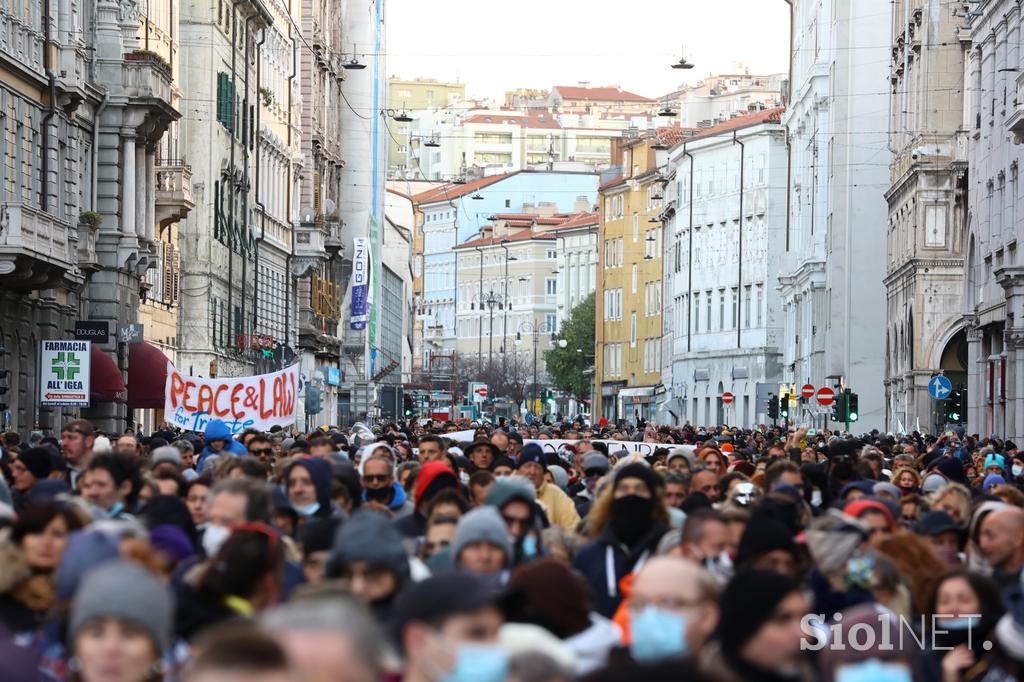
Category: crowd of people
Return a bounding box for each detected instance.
[3,415,1024,681]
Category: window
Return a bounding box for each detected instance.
[633,213,639,241]
[604,240,611,267]
[631,264,638,294]
[756,284,763,327]
[545,314,557,333]
[743,285,752,328]
[216,72,236,131]
[545,278,557,296]
[731,288,738,328]
[694,292,700,332]
[718,289,725,330]
[505,199,511,208]
[547,249,557,259]
[631,313,637,347]
[617,238,624,267]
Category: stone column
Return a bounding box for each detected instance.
[1013,333,1024,442]
[965,318,982,432]
[120,129,137,244]
[135,144,146,241]
[997,267,1024,438]
[145,148,156,242]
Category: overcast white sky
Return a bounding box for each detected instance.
[384,0,791,102]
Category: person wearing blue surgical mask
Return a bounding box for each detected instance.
[284,457,334,521]
[394,573,507,682]
[626,556,719,663]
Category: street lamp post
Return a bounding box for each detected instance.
[515,318,566,417]
[478,290,504,375]
[499,240,516,368]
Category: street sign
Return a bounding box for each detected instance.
[40,340,91,407]
[74,320,109,344]
[721,392,734,405]
[816,387,835,406]
[928,374,953,400]
[477,387,488,397]
[118,324,144,345]
[801,384,815,399]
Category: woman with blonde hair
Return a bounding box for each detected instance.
[891,466,921,493]
[926,482,972,528]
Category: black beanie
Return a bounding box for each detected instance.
[734,516,798,569]
[613,462,663,494]
[718,570,801,658]
[18,447,53,480]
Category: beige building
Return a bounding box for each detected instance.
[548,84,657,118]
[884,0,968,432]
[388,78,466,175]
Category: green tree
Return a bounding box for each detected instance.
[544,293,596,401]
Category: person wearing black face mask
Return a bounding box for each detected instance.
[361,454,413,519]
[572,462,669,618]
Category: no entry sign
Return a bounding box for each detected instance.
[721,392,734,405]
[801,384,815,399]
[816,387,835,406]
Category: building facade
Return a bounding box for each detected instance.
[594,136,666,422]
[779,0,892,431]
[662,110,787,428]
[884,0,969,433]
[387,77,465,176]
[413,170,598,367]
[548,84,657,118]
[661,68,786,129]
[963,0,1024,439]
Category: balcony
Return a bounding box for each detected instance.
[122,52,173,104]
[0,10,44,80]
[0,202,79,289]
[155,161,194,227]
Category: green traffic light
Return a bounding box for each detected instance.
[849,412,858,422]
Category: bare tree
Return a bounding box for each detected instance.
[453,352,543,406]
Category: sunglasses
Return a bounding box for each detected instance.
[363,474,390,483]
[249,448,274,456]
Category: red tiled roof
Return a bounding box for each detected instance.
[412,172,520,205]
[549,211,599,230]
[463,111,561,130]
[455,229,557,249]
[552,85,654,103]
[676,107,785,145]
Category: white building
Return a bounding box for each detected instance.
[662,67,786,129]
[551,212,600,323]
[779,0,892,431]
[963,1,1024,439]
[661,110,788,427]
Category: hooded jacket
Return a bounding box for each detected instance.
[571,521,667,618]
[196,419,246,472]
[362,481,413,517]
[394,461,458,539]
[283,457,334,519]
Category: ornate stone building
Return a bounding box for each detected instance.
[883,0,969,433]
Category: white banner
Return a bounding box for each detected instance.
[165,363,299,434]
[525,438,694,458]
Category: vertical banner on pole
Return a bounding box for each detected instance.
[350,237,370,330]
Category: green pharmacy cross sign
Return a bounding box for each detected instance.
[51,352,82,380]
[40,340,91,407]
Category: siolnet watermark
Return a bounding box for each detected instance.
[800,613,990,652]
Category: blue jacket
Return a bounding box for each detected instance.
[572,523,667,618]
[196,419,246,472]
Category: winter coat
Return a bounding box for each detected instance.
[697,640,816,682]
[536,481,580,531]
[196,419,246,473]
[362,482,414,518]
[563,613,622,676]
[571,522,667,618]
[0,535,56,636]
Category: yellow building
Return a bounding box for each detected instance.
[595,136,666,422]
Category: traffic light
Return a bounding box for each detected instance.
[842,391,859,423]
[831,391,845,423]
[403,394,415,417]
[767,395,779,420]
[946,389,964,423]
[779,393,789,419]
[305,386,322,415]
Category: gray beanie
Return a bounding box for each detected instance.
[150,445,182,467]
[452,507,513,567]
[546,465,569,490]
[70,560,173,654]
[325,509,410,583]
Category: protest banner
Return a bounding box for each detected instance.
[524,438,695,458]
[350,237,370,330]
[164,363,299,433]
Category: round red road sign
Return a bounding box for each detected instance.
[477,387,488,397]
[721,392,734,404]
[816,387,835,406]
[801,384,815,399]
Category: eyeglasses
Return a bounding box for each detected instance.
[363,474,390,484]
[502,514,531,530]
[249,448,274,456]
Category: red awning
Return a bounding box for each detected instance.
[90,346,126,403]
[127,342,170,408]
